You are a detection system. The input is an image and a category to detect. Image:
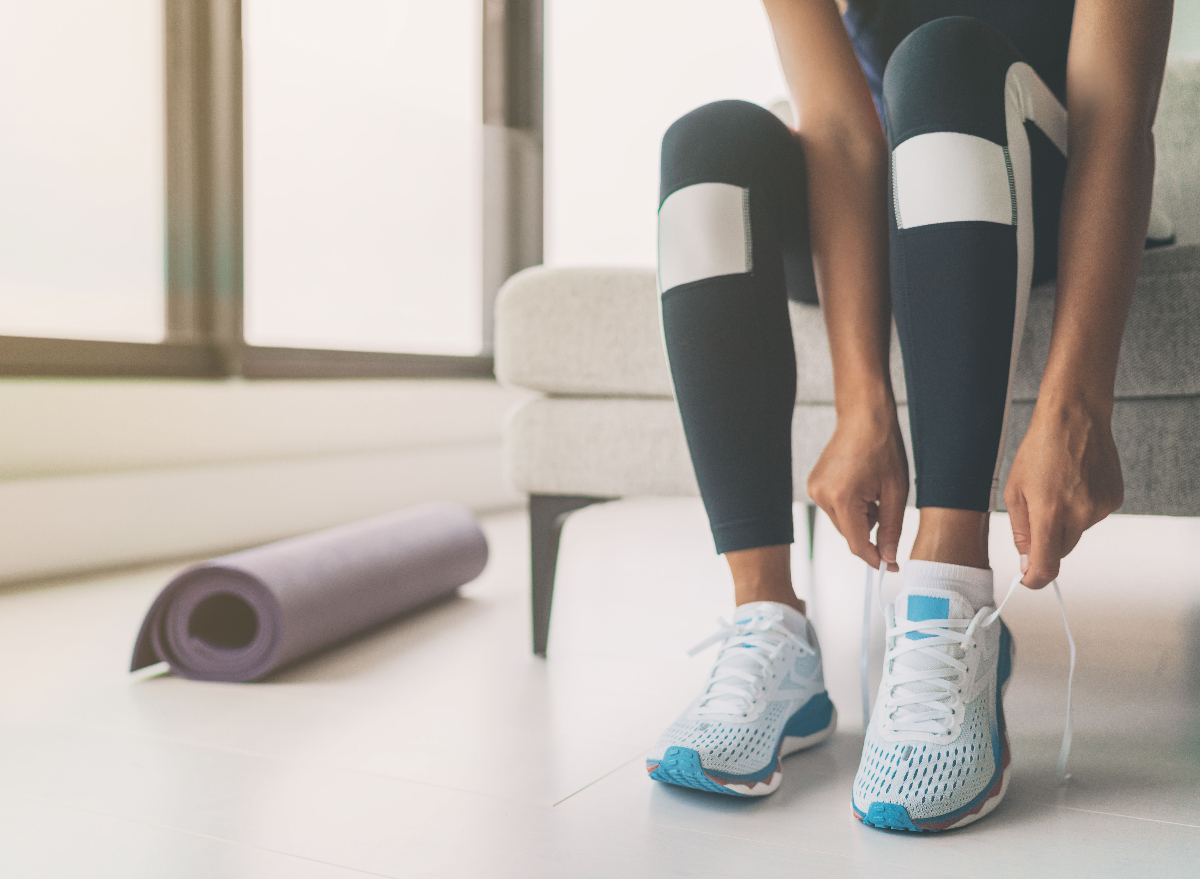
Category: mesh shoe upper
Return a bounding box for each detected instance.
[856,692,998,819]
[649,602,828,778]
[853,587,1011,820]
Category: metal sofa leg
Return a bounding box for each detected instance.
[805,502,819,598]
[529,494,612,657]
[806,502,818,561]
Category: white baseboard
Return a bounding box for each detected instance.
[0,441,522,586]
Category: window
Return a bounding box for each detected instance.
[545,0,786,267]
[0,0,164,343]
[0,0,540,378]
[243,1,482,356]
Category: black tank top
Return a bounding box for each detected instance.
[843,0,1076,118]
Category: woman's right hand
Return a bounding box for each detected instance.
[806,406,909,571]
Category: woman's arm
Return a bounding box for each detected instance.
[1006,0,1173,587]
[762,0,909,569]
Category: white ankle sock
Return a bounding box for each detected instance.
[903,560,994,612]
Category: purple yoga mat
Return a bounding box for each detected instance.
[131,503,488,682]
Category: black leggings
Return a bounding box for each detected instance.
[659,17,1068,554]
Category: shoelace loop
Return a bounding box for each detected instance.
[882,609,980,736]
[689,614,814,719]
[988,573,1077,780]
[860,564,1077,780]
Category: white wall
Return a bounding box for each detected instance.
[0,379,526,585]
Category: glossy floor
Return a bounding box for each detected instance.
[1,500,1197,877]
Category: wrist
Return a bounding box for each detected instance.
[1030,395,1114,437]
[834,382,897,425]
[1038,344,1118,419]
[1033,373,1115,422]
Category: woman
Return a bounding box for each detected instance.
[644,0,1173,831]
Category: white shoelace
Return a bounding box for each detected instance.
[688,615,814,719]
[883,606,982,736]
[860,562,1077,780]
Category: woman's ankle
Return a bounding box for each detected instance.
[726,544,807,615]
[909,507,990,569]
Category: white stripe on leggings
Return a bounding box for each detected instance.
[992,62,1068,509]
[892,132,1016,229]
[657,182,752,293]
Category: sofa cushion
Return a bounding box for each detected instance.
[1153,61,1200,245]
[505,395,1200,518]
[496,244,1200,403]
[504,396,849,501]
[495,263,907,403]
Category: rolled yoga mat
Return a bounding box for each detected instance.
[131,502,488,682]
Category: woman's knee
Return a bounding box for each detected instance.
[883,16,1023,144]
[660,100,791,200]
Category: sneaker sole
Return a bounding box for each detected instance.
[646,704,837,797]
[854,628,1016,831]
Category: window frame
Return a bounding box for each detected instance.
[0,0,542,380]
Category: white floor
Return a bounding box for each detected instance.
[1,499,1198,877]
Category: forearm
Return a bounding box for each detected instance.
[1040,0,1172,416]
[803,130,894,418]
[1042,115,1154,415]
[762,0,895,419]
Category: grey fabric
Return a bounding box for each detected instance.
[504,396,902,503]
[497,243,1200,403]
[131,503,488,681]
[495,266,675,399]
[495,264,905,403]
[506,395,1200,517]
[505,397,700,497]
[1152,61,1200,245]
[1016,243,1200,400]
[999,398,1200,517]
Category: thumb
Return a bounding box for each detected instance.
[875,479,907,572]
[1007,490,1032,576]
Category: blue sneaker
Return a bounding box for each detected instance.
[646,601,837,797]
[853,587,1014,831]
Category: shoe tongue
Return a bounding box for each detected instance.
[732,601,806,636]
[895,588,973,641]
[889,589,973,722]
[716,602,805,671]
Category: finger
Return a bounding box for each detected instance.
[838,495,882,568]
[875,479,907,572]
[1023,505,1064,589]
[1007,490,1032,576]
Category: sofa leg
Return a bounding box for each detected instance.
[529,494,612,657]
[805,502,819,598]
[805,502,818,561]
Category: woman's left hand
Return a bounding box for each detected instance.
[1003,399,1124,588]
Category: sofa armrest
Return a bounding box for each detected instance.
[494,265,670,397]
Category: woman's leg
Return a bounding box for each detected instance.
[651,117,837,796]
[657,100,816,610]
[854,21,1070,831]
[884,17,1067,578]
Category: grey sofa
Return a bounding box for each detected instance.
[496,61,1200,656]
